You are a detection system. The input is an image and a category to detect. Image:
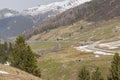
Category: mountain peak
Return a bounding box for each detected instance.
[22,0,91,16]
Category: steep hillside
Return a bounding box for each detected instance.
[25,0,120,39]
[0,64,41,80]
[29,17,120,42]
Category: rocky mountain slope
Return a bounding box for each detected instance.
[25,0,120,39]
[0,15,34,38]
[0,8,34,38]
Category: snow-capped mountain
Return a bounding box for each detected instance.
[0,0,91,38]
[22,0,91,16]
[0,8,19,19]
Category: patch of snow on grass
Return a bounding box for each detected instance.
[0,70,9,74]
[98,41,120,50]
[94,51,113,55]
[4,62,10,66]
[75,45,93,53]
[95,55,100,58]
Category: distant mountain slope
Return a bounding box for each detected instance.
[0,8,34,38]
[22,0,91,25]
[0,15,34,38]
[25,0,120,39]
[22,0,91,16]
[0,0,90,38]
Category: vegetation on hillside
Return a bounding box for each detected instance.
[78,66,90,80]
[77,53,120,80]
[91,67,104,80]
[108,53,120,80]
[0,43,7,63]
[0,36,41,78]
[9,36,41,77]
[0,42,12,64]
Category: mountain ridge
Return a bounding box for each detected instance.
[25,0,120,39]
[22,0,91,16]
[0,0,90,38]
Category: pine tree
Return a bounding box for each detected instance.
[108,53,120,80]
[9,35,41,77]
[78,66,90,80]
[4,41,8,51]
[92,67,104,80]
[0,44,7,63]
[9,42,13,51]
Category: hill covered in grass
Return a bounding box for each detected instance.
[29,16,120,42]
[0,64,41,80]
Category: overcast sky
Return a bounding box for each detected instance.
[0,0,63,11]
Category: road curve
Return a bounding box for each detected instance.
[87,42,119,55]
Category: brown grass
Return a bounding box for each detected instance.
[0,64,41,80]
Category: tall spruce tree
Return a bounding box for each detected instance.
[108,53,120,80]
[0,44,7,64]
[78,66,90,80]
[92,67,104,80]
[9,35,41,77]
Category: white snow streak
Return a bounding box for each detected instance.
[22,0,91,16]
[0,70,9,74]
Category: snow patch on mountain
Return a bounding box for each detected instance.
[22,0,91,16]
[4,13,14,17]
[0,8,19,19]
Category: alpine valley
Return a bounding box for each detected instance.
[1,0,120,80]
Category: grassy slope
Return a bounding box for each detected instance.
[30,17,120,42]
[29,41,72,52]
[37,48,113,80]
[28,17,120,80]
[29,17,120,52]
[0,64,41,80]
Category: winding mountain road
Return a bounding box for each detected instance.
[76,41,120,55]
[87,42,118,53]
